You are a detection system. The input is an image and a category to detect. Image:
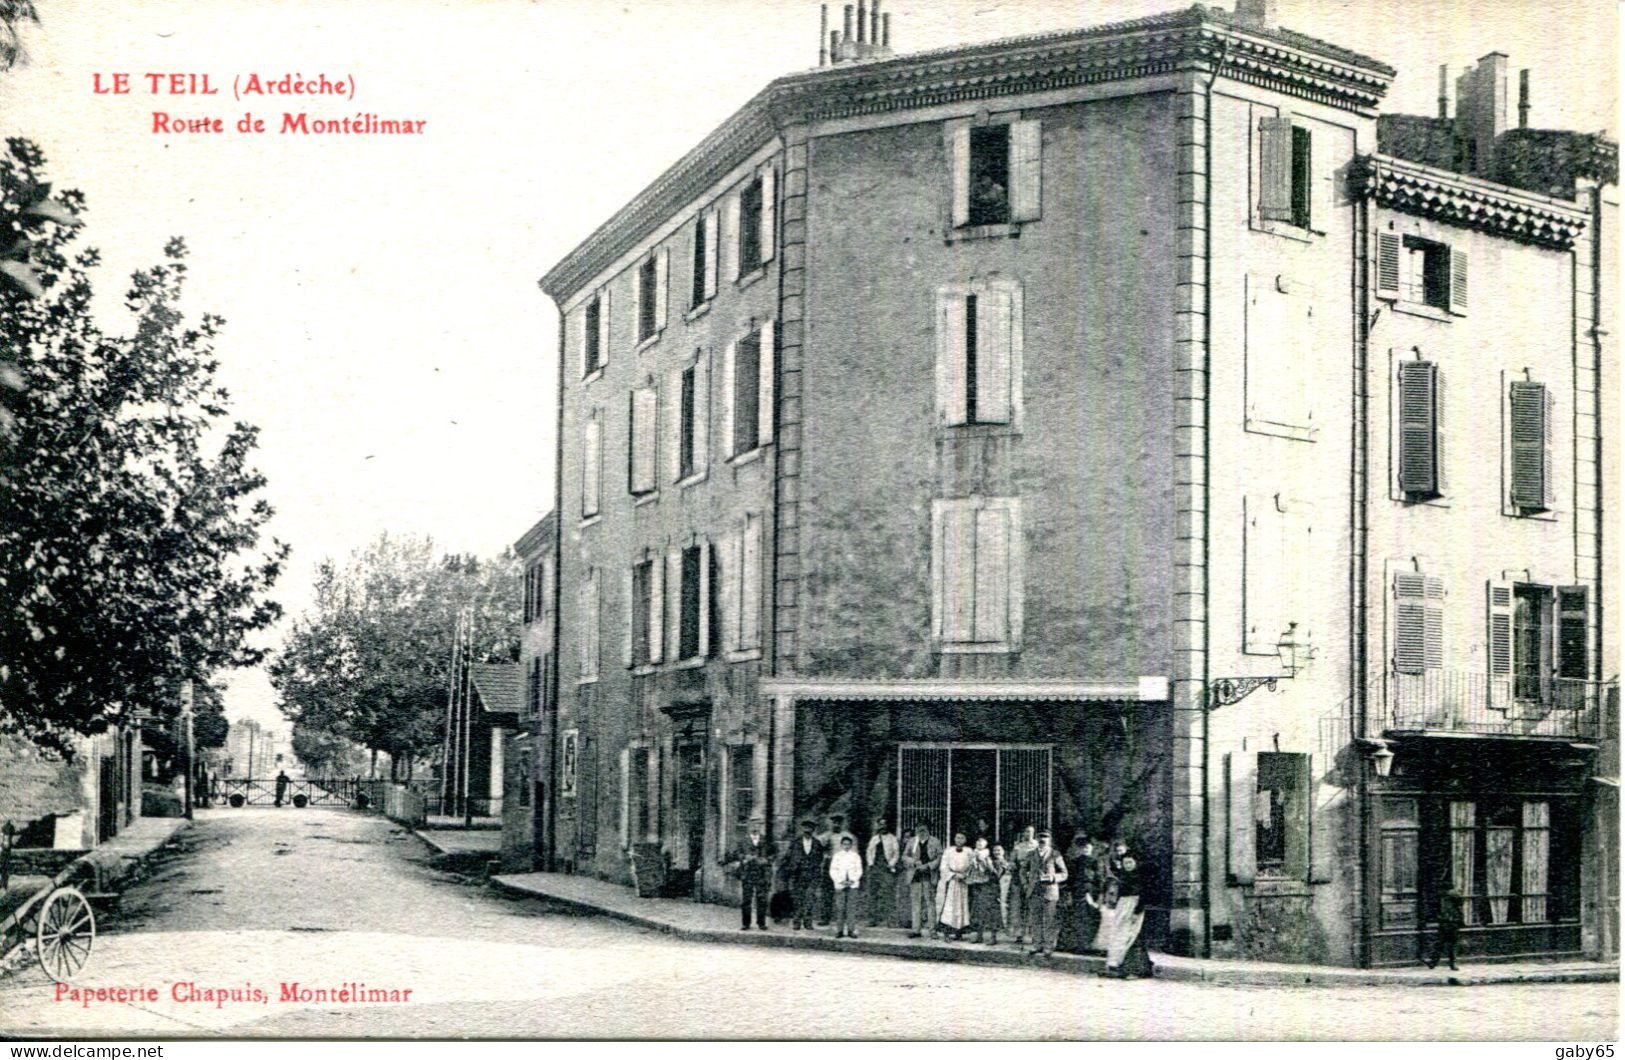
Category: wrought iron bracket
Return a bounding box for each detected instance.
[1208,676,1280,710]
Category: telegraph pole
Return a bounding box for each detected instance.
[180,678,195,821]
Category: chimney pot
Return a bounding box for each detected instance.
[1438,63,1449,120]
[843,4,853,41]
[882,11,890,47]
[819,4,829,66]
[857,0,866,43]
[1518,68,1530,129]
[871,0,880,48]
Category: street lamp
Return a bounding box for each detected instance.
[1357,738,1395,777]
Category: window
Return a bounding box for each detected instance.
[524,655,541,716]
[560,729,578,798]
[1392,572,1444,675]
[1508,379,1552,514]
[621,746,652,845]
[931,497,1023,652]
[627,556,662,668]
[729,163,775,280]
[1376,231,1467,315]
[523,559,553,626]
[949,119,1041,229]
[717,513,763,655]
[582,419,603,515]
[739,178,762,274]
[1226,749,1314,884]
[678,543,707,660]
[582,291,608,377]
[518,752,531,808]
[634,250,667,345]
[691,210,717,310]
[1487,580,1590,706]
[1245,274,1315,437]
[628,385,658,496]
[1244,494,1311,655]
[729,745,756,848]
[1397,359,1441,499]
[1449,798,1570,925]
[667,356,708,483]
[1258,114,1312,231]
[722,322,774,458]
[936,281,1022,427]
[680,365,697,477]
[577,569,600,682]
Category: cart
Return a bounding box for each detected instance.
[0,823,96,983]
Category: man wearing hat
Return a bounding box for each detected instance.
[901,821,943,937]
[1020,828,1069,957]
[723,817,775,930]
[815,813,856,925]
[783,818,826,930]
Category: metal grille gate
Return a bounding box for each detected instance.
[897,744,1051,844]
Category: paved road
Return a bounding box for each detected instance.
[0,808,1615,1039]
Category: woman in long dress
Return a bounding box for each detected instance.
[967,837,1004,943]
[1070,838,1103,953]
[1103,852,1154,978]
[935,832,973,940]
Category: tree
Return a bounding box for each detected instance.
[0,138,287,754]
[269,533,519,780]
[193,680,230,751]
[0,2,38,73]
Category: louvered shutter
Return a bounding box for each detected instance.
[949,126,971,228]
[692,353,710,475]
[973,505,1009,642]
[648,555,665,665]
[1393,572,1427,675]
[1009,119,1042,222]
[1258,115,1294,222]
[597,288,612,367]
[1509,381,1548,510]
[1487,580,1514,708]
[1543,387,1556,508]
[665,368,683,484]
[622,567,635,668]
[937,291,968,426]
[1397,360,1439,496]
[723,194,740,283]
[1556,585,1590,681]
[975,287,1014,424]
[1448,246,1468,315]
[757,319,775,445]
[939,505,976,642]
[655,248,669,333]
[1227,750,1258,885]
[1424,576,1444,670]
[1307,750,1334,884]
[696,539,712,659]
[720,341,736,459]
[759,164,776,263]
[703,210,719,300]
[1376,233,1401,300]
[740,515,762,649]
[582,418,601,518]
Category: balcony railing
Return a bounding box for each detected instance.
[1379,670,1610,742]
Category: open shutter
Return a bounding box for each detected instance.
[1009,119,1042,222]
[630,263,643,345]
[1307,751,1334,884]
[949,125,971,228]
[619,748,630,847]
[973,505,1010,643]
[1376,233,1401,300]
[936,291,968,426]
[622,567,635,668]
[1424,575,1444,670]
[1258,114,1293,222]
[939,505,976,642]
[586,571,600,678]
[665,368,683,484]
[720,341,736,460]
[1543,387,1556,509]
[1393,572,1427,675]
[759,164,776,263]
[975,287,1014,424]
[718,532,740,655]
[757,319,775,445]
[1397,360,1439,496]
[635,387,659,494]
[664,547,681,662]
[582,418,601,518]
[648,555,665,665]
[1556,585,1590,681]
[703,210,719,300]
[740,515,762,649]
[1227,750,1258,885]
[1509,381,1548,510]
[723,194,740,283]
[1487,580,1514,709]
[577,579,592,678]
[576,302,589,379]
[692,353,710,475]
[696,539,712,659]
[655,248,669,333]
[1448,245,1468,316]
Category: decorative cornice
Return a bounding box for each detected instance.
[1352,152,1589,250]
[539,6,1394,303]
[512,510,556,559]
[759,678,1169,702]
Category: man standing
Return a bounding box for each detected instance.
[724,819,775,931]
[1427,873,1464,971]
[829,835,864,939]
[902,822,943,938]
[274,769,290,808]
[1008,824,1039,944]
[865,817,899,928]
[784,819,825,930]
[1022,829,1068,957]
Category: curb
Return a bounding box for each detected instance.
[487,876,1621,988]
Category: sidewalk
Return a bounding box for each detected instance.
[414,826,503,857]
[490,870,1619,989]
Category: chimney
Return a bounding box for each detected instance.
[843,4,853,41]
[1518,69,1530,129]
[1455,52,1509,177]
[1233,0,1278,29]
[882,11,890,47]
[857,0,866,43]
[826,0,894,65]
[1437,64,1449,120]
[870,0,880,46]
[819,4,828,66]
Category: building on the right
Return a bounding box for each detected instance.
[1328,53,1619,965]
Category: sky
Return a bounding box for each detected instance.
[0,0,1615,732]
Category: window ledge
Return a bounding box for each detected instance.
[1244,417,1317,443]
[724,648,763,663]
[671,656,706,671]
[941,421,1022,437]
[677,470,709,490]
[1394,493,1452,509]
[632,491,659,507]
[575,675,598,687]
[581,367,606,386]
[1503,506,1559,523]
[579,513,602,529]
[727,445,770,468]
[630,664,660,676]
[736,265,767,291]
[1249,217,1321,243]
[685,300,713,323]
[1383,299,1456,323]
[938,642,1015,655]
[635,331,662,354]
[946,222,1023,244]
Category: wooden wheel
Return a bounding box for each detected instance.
[35,886,94,983]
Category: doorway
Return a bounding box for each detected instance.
[673,741,706,872]
[897,743,1052,844]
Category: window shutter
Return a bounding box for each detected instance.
[619,747,630,848]
[696,539,712,659]
[1227,750,1258,885]
[949,125,971,228]
[664,368,683,484]
[1244,495,1284,654]
[723,194,740,283]
[1393,572,1427,675]
[1448,245,1468,315]
[1509,381,1548,510]
[940,505,976,642]
[597,287,612,366]
[1556,585,1590,681]
[655,248,669,332]
[622,567,635,668]
[718,532,740,654]
[757,319,775,445]
[576,303,589,379]
[936,290,968,426]
[1008,119,1042,222]
[1424,576,1445,670]
[973,505,1009,642]
[577,579,592,677]
[1376,233,1401,300]
[665,547,682,662]
[582,418,601,518]
[703,210,719,300]
[720,341,736,459]
[586,571,600,679]
[1307,750,1334,884]
[630,264,642,344]
[648,554,666,665]
[1543,386,1556,509]
[692,353,710,476]
[740,514,762,649]
[1397,360,1439,496]
[975,287,1014,424]
[759,164,776,263]
[1486,580,1514,708]
[633,387,658,494]
[1258,115,1293,222]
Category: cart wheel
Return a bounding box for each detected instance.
[36,886,94,983]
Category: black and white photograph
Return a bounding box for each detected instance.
[0,0,1617,1044]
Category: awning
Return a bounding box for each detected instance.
[759,677,1169,702]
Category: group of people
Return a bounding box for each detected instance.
[723,815,1153,977]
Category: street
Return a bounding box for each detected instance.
[0,808,1616,1040]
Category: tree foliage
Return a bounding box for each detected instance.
[0,1,38,72]
[269,533,519,776]
[0,138,286,754]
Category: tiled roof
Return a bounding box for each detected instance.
[469,663,521,717]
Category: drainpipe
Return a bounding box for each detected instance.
[549,306,567,871]
[1354,188,1374,968]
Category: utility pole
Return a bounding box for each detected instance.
[180,679,195,821]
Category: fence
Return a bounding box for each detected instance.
[1380,671,1607,741]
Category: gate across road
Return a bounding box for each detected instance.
[214,777,359,807]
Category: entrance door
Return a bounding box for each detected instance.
[533,781,549,867]
[98,756,117,842]
[674,742,706,871]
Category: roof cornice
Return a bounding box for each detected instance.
[1353,153,1590,250]
[539,6,1394,303]
[512,511,557,559]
